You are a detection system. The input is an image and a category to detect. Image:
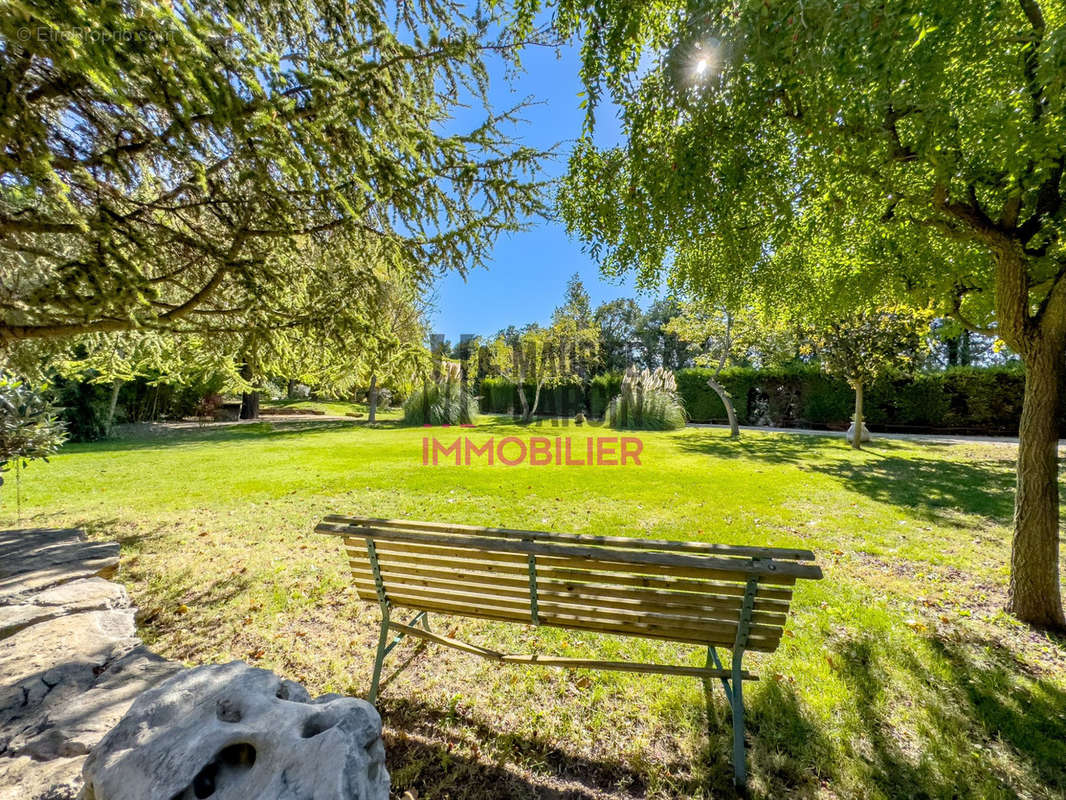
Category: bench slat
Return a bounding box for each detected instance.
[345,550,795,602]
[347,568,789,624]
[324,515,816,561]
[321,522,822,580]
[362,542,799,586]
[350,575,788,629]
[362,590,783,651]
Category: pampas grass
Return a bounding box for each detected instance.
[607,366,686,430]
[402,363,478,425]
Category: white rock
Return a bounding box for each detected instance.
[0,579,129,639]
[81,661,389,800]
[0,529,118,602]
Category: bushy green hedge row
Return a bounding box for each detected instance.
[479,366,1032,433]
[678,365,1029,433]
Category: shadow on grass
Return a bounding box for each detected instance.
[60,420,364,454]
[827,632,1066,799]
[375,676,830,799]
[677,431,1017,526]
[374,624,1066,799]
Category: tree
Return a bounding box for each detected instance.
[490,321,597,422]
[636,299,691,371]
[594,298,643,372]
[553,273,594,328]
[551,273,598,389]
[808,308,931,450]
[0,0,545,344]
[548,0,1066,628]
[665,303,773,436]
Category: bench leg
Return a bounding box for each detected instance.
[369,606,390,705]
[730,652,746,787]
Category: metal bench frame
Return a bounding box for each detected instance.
[319,516,822,786]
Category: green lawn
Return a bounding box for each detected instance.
[6,418,1065,799]
[260,397,402,419]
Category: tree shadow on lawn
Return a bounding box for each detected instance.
[376,676,831,799]
[829,631,1066,799]
[677,432,1018,527]
[61,420,365,454]
[373,626,1066,799]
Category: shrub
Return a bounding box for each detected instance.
[590,373,622,418]
[607,367,686,430]
[403,367,478,425]
[51,375,112,441]
[0,373,68,514]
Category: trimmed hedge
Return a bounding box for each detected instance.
[477,366,1033,434]
[479,377,586,417]
[480,366,1032,434]
[677,365,1029,434]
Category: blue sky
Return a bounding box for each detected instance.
[427,41,662,343]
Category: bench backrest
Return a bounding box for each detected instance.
[318,515,823,654]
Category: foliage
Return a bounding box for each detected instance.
[809,308,932,391]
[607,366,686,430]
[665,302,801,371]
[593,299,643,372]
[49,375,113,442]
[488,315,598,421]
[589,373,623,418]
[544,0,1066,623]
[0,0,545,344]
[0,374,67,503]
[677,365,1032,433]
[402,363,477,426]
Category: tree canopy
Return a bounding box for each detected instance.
[0,0,546,343]
[544,0,1066,628]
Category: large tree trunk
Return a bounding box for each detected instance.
[367,373,378,423]
[1007,342,1066,629]
[851,381,864,451]
[238,358,259,420]
[707,377,739,438]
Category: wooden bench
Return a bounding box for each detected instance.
[317,515,823,786]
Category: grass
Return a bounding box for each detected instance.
[5,418,1065,799]
[260,398,402,419]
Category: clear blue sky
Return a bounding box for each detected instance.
[427,41,661,343]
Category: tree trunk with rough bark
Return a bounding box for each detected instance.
[707,377,739,438]
[367,374,378,423]
[1007,342,1066,629]
[238,358,259,420]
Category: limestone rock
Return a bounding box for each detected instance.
[81,661,389,800]
[0,529,118,602]
[0,609,137,759]
[845,421,872,443]
[0,578,129,639]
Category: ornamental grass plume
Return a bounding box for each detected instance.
[607,366,686,430]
